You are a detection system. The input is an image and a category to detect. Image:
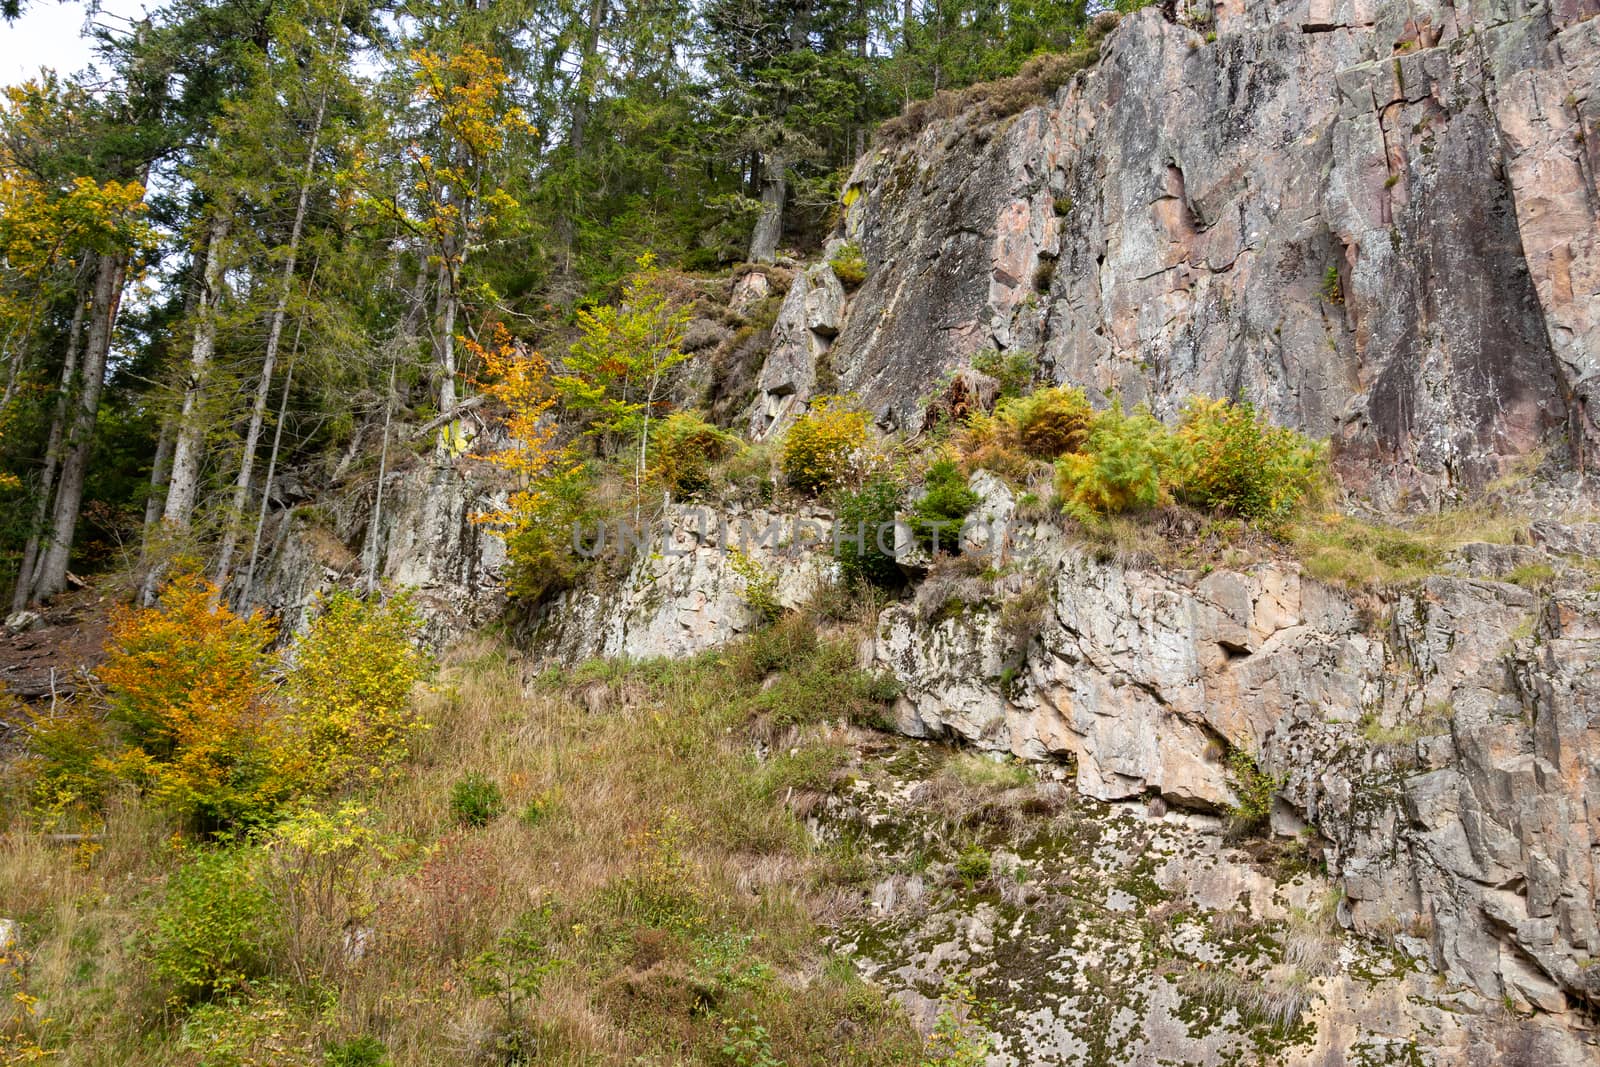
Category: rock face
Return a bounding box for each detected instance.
[867,484,1600,1026]
[247,456,508,643]
[520,475,1600,1041]
[757,0,1600,505]
[750,262,848,437]
[535,503,836,661]
[819,739,1596,1066]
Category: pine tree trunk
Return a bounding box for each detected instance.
[10,274,88,612]
[748,148,786,264]
[34,252,125,601]
[162,212,231,529]
[435,261,458,414]
[214,91,327,589]
[142,421,174,531]
[239,322,301,611]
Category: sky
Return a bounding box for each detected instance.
[1,1,150,86]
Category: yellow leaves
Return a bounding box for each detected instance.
[92,573,430,827]
[282,592,430,794]
[398,45,532,266]
[781,396,870,495]
[466,324,565,533]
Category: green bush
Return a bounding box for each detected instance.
[151,846,277,1003]
[324,1036,390,1067]
[1224,748,1281,837]
[971,348,1037,399]
[781,396,869,495]
[450,772,504,828]
[910,458,980,554]
[833,474,904,589]
[828,242,868,287]
[648,412,740,498]
[503,463,598,602]
[1054,402,1178,521]
[1173,397,1325,522]
[955,845,992,886]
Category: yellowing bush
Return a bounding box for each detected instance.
[19,700,113,827]
[1053,396,1326,525]
[1174,397,1326,522]
[100,572,289,828]
[648,412,740,498]
[284,593,430,793]
[780,396,869,495]
[1008,386,1093,459]
[957,385,1093,480]
[85,574,434,830]
[1054,403,1178,521]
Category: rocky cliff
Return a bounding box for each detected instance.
[253,2,1600,1060]
[755,0,1600,507]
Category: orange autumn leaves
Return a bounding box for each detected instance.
[88,572,430,828]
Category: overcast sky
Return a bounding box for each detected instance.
[1,1,150,85]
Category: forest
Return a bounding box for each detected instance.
[0,0,1126,604]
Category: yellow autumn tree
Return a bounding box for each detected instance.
[283,591,431,792]
[466,324,581,601]
[350,45,534,412]
[99,570,289,828]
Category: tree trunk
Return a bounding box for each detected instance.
[748,148,786,264]
[364,356,397,594]
[10,274,88,612]
[214,89,327,589]
[434,258,458,413]
[142,421,174,531]
[162,212,231,529]
[34,252,125,601]
[239,321,302,611]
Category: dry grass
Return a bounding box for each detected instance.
[1289,507,1530,588]
[875,15,1121,148]
[0,627,923,1066]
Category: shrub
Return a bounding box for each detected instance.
[151,845,277,1003]
[833,474,904,589]
[99,571,288,828]
[971,348,1036,400]
[285,593,431,793]
[956,412,1034,482]
[450,772,504,827]
[502,462,598,602]
[828,242,867,287]
[954,845,992,886]
[1008,385,1094,459]
[728,548,784,623]
[1054,403,1178,521]
[1173,397,1325,522]
[1224,748,1281,837]
[956,384,1091,480]
[780,396,869,495]
[20,701,114,825]
[910,458,980,554]
[324,1036,389,1067]
[648,411,740,498]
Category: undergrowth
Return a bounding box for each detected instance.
[0,617,924,1066]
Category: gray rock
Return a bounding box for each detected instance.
[817,0,1600,500]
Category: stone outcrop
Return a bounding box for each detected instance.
[866,478,1600,1023]
[750,0,1600,505]
[750,261,848,437]
[535,503,836,661]
[247,455,508,643]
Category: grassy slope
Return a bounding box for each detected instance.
[0,618,928,1066]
